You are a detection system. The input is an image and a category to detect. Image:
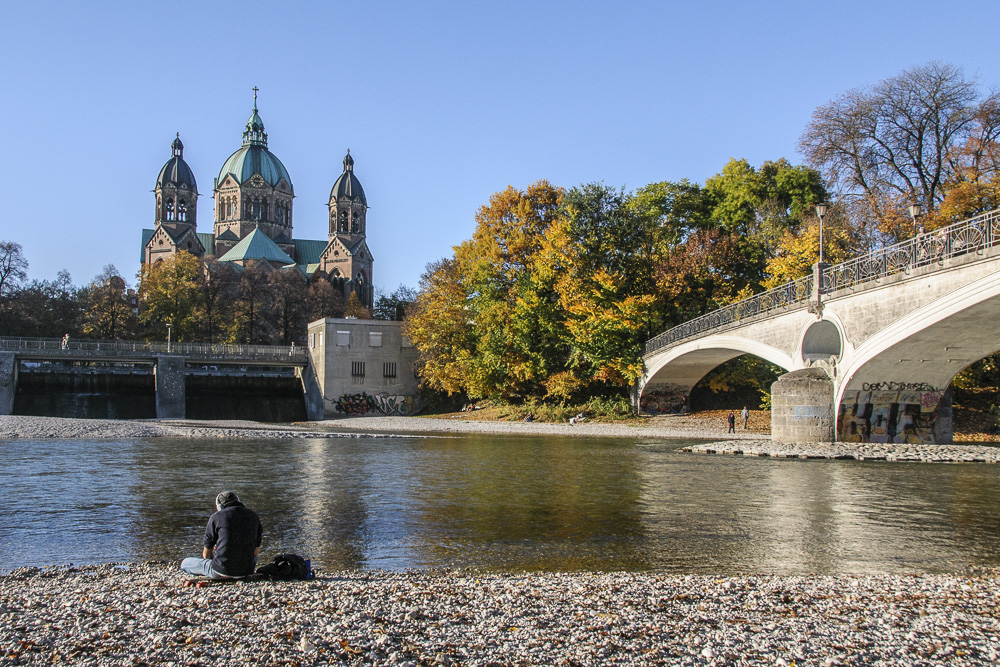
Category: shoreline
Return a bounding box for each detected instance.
[2,562,997,666]
[2,414,999,463]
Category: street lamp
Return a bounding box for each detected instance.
[166,322,172,353]
[815,203,829,264]
[908,203,923,234]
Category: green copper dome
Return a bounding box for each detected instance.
[217,104,293,192]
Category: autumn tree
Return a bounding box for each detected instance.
[138,252,205,341]
[198,261,238,343]
[0,241,28,301]
[461,181,564,400]
[81,265,138,339]
[306,279,345,321]
[373,284,417,321]
[230,261,274,344]
[344,291,372,319]
[799,62,1000,242]
[402,257,476,395]
[269,269,309,345]
[541,183,661,394]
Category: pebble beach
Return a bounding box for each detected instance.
[3,562,999,667]
[3,414,1000,665]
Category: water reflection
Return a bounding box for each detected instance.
[1,435,998,574]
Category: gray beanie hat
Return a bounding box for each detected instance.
[215,491,241,510]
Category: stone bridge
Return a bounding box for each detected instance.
[0,338,323,420]
[639,208,1000,444]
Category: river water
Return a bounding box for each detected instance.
[2,433,999,574]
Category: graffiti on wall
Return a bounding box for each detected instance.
[639,389,687,415]
[332,391,420,416]
[838,389,942,444]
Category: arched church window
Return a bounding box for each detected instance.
[166,199,174,221]
[262,200,269,221]
[351,213,359,233]
[178,201,187,222]
[339,210,349,233]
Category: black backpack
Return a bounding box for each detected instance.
[256,553,313,580]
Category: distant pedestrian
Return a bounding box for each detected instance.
[741,406,749,429]
[727,410,736,433]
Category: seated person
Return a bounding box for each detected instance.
[181,491,262,579]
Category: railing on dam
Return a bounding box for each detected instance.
[645,207,1000,356]
[0,337,310,365]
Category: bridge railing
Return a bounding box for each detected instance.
[644,274,813,354]
[822,207,1000,291]
[0,337,310,364]
[645,207,1000,356]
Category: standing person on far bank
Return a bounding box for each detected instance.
[727,410,736,433]
[181,491,262,579]
[741,406,749,429]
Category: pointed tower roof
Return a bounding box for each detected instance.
[217,89,293,191]
[218,227,294,264]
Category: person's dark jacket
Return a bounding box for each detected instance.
[204,502,262,577]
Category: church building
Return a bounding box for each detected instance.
[141,94,375,308]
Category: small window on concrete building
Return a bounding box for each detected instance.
[309,333,315,348]
[369,331,382,347]
[383,362,396,378]
[351,361,365,377]
[337,331,350,346]
[318,333,323,347]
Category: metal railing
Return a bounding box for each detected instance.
[644,274,813,354]
[823,207,1000,292]
[0,337,310,364]
[645,207,1000,356]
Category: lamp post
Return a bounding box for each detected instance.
[908,203,923,234]
[815,203,829,264]
[166,322,172,353]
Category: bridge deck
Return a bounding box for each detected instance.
[0,337,310,366]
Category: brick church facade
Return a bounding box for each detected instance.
[141,94,374,308]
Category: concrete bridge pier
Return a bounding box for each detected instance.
[0,352,16,416]
[770,368,836,443]
[154,356,186,419]
[297,364,324,421]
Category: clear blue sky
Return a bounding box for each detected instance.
[3,1,999,293]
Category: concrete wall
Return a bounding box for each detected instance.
[154,356,186,419]
[307,318,421,418]
[0,352,16,416]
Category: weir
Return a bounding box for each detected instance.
[0,338,324,421]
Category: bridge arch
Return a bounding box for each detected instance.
[640,335,794,413]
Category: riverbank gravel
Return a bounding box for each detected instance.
[2,562,998,666]
[685,440,1000,463]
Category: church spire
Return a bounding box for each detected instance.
[242,87,268,148]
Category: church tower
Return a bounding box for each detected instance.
[319,150,374,308]
[144,134,205,265]
[213,92,295,260]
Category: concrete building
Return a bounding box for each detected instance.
[307,318,420,417]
